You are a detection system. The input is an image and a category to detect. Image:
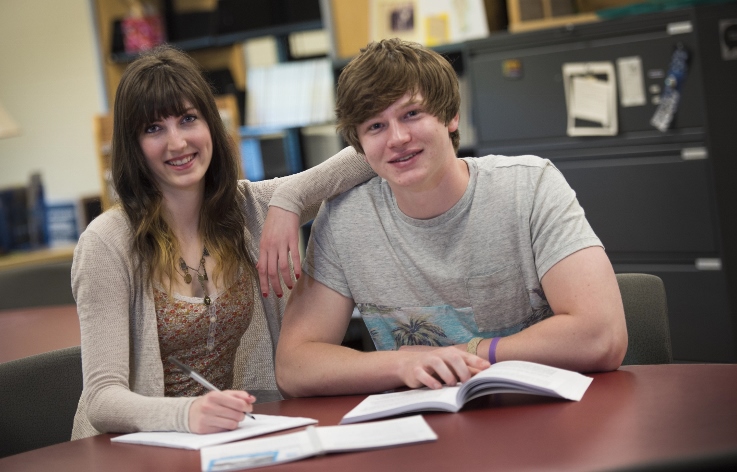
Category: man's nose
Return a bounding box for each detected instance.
[387,121,410,147]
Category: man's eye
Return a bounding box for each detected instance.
[369,123,382,131]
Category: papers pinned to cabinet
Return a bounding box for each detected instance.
[562,62,618,136]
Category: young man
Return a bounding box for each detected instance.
[275,39,627,397]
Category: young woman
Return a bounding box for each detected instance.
[70,45,373,439]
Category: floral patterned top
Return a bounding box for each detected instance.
[155,275,253,396]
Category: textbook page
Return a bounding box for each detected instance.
[461,361,593,402]
[340,385,462,424]
[341,361,594,424]
[111,414,317,450]
[201,415,437,471]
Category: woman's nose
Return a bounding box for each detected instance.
[167,128,186,151]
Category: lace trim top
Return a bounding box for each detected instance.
[155,275,253,396]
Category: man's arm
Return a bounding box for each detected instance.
[275,274,490,398]
[473,246,627,372]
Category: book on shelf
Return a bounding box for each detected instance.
[245,58,335,129]
[200,415,437,472]
[340,360,593,424]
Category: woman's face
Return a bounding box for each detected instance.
[139,102,213,197]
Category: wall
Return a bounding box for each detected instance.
[0,0,104,203]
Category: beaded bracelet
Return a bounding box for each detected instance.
[466,337,483,356]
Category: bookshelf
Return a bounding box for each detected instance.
[91,0,325,210]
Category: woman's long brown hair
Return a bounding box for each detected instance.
[111,44,255,290]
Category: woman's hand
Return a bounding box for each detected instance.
[188,390,256,434]
[257,206,301,298]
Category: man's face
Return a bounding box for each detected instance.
[356,91,459,193]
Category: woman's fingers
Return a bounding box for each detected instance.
[189,390,257,434]
[258,207,301,298]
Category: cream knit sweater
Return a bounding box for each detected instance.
[71,147,372,439]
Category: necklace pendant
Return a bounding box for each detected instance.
[184,273,192,284]
[198,274,205,283]
[204,295,211,306]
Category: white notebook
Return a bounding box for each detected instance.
[111,414,317,450]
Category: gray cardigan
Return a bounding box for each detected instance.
[71,147,372,439]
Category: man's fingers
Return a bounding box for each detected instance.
[426,357,462,387]
[413,367,442,390]
[402,347,490,390]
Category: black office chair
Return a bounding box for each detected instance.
[616,273,673,365]
[0,345,82,458]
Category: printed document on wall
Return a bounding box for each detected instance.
[562,62,618,136]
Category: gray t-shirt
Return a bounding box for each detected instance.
[303,155,602,350]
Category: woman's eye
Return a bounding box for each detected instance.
[144,124,160,134]
[182,114,197,123]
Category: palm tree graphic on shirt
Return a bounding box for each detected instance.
[392,315,448,347]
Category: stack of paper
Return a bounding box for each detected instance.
[200,415,437,471]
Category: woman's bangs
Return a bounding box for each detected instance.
[136,72,196,128]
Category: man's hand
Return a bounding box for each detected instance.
[257,206,301,298]
[397,346,490,389]
[188,390,255,434]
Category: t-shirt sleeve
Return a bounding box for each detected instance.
[301,201,353,299]
[529,161,603,278]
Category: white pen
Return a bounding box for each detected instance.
[168,356,256,420]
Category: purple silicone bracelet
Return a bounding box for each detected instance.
[488,337,501,364]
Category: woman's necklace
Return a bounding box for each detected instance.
[179,247,211,305]
[179,247,218,351]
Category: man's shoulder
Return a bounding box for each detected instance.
[326,175,385,211]
[469,154,551,172]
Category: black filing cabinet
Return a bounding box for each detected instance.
[467,2,737,362]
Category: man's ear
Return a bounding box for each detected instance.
[448,113,460,132]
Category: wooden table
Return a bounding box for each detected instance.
[0,304,79,363]
[1,364,736,471]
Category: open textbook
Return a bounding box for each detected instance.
[111,414,317,450]
[200,415,437,472]
[341,360,593,424]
